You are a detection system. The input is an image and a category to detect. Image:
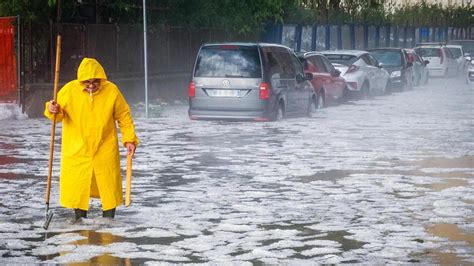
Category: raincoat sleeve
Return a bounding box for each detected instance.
[114,90,139,146]
[43,87,67,122]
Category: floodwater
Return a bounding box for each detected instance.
[0,75,473,264]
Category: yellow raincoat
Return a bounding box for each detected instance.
[44,58,138,211]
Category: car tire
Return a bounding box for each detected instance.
[403,77,413,91]
[384,80,391,95]
[360,81,369,99]
[340,86,350,103]
[317,90,325,109]
[307,96,317,117]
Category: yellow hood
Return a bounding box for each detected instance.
[77,58,107,82]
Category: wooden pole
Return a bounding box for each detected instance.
[45,35,61,206]
[125,154,132,207]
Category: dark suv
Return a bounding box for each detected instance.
[188,43,316,121]
[368,48,414,91]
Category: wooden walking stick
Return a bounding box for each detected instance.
[125,153,133,207]
[44,35,61,230]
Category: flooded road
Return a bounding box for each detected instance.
[0,76,473,264]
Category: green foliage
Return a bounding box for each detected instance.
[0,0,55,22]
[0,0,472,32]
[389,0,473,27]
[292,0,472,27]
[145,0,286,34]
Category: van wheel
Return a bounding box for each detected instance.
[307,96,317,117]
[273,102,284,121]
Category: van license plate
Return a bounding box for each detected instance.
[209,89,240,97]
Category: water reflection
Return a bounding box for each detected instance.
[58,230,131,265]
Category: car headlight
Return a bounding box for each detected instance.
[390,71,401,78]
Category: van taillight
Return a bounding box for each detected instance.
[188,81,195,97]
[259,82,269,99]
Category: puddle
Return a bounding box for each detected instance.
[428,224,473,246]
[380,155,474,265]
[427,224,474,265]
[423,178,469,191]
[428,249,467,266]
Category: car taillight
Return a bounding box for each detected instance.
[188,81,195,97]
[347,82,358,90]
[259,82,269,99]
[346,65,359,74]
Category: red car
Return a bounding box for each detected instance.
[299,52,349,108]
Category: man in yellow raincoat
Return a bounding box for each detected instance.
[44,58,139,220]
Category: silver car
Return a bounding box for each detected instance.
[414,45,458,77]
[446,44,466,73]
[188,43,316,121]
[321,50,390,97]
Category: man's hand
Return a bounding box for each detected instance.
[125,142,136,157]
[48,100,60,114]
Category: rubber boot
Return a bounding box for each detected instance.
[103,208,116,218]
[74,209,87,220]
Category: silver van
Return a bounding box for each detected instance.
[188,43,316,121]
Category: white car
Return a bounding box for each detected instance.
[414,45,458,77]
[321,50,389,97]
[446,44,466,73]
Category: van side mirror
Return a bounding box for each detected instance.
[424,60,430,65]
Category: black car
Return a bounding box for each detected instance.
[368,48,414,91]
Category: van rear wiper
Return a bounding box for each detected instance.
[225,74,244,77]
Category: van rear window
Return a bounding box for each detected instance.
[194,46,261,78]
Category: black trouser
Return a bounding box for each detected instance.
[74,208,116,219]
[74,209,87,220]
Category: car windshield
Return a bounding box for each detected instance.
[194,46,261,78]
[370,51,402,66]
[415,48,441,58]
[322,54,357,66]
[447,47,462,58]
